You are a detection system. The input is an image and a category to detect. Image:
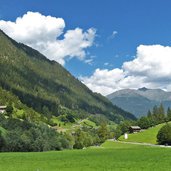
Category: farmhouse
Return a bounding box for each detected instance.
[129,126,141,133]
[0,106,7,114]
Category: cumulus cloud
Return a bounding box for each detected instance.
[81,45,171,95]
[0,11,96,65]
[123,45,171,79]
[81,68,125,95]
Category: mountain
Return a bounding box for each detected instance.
[0,30,135,123]
[107,87,171,118]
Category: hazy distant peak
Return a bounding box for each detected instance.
[107,87,171,118]
[138,87,149,91]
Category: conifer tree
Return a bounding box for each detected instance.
[167,107,171,121]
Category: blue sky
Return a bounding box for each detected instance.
[1,0,171,95]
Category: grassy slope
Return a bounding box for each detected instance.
[0,141,171,171]
[119,123,167,144]
[0,87,44,122]
[52,118,97,133]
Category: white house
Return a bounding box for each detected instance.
[0,106,7,114]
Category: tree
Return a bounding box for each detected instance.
[64,133,75,149]
[153,105,159,116]
[118,120,132,134]
[6,104,13,118]
[138,117,150,129]
[167,107,171,121]
[157,123,171,145]
[147,110,152,118]
[114,127,122,139]
[147,110,156,127]
[158,104,165,115]
[97,123,108,143]
[42,106,51,120]
[158,103,165,122]
[0,130,5,151]
[66,113,75,123]
[73,129,86,149]
[152,104,165,124]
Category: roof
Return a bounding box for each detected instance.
[0,106,7,109]
[130,126,141,129]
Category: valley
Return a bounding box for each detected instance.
[0,1,171,171]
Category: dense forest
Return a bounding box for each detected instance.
[0,73,116,152]
[0,29,135,123]
[0,29,137,152]
[0,89,115,152]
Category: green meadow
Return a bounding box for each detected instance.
[0,141,171,171]
[119,123,166,144]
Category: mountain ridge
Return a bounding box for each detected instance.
[107,87,171,118]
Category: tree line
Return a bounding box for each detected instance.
[0,112,114,152]
[138,104,171,129]
[114,103,171,139]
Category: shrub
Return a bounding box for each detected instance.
[157,123,171,145]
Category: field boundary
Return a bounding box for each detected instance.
[108,139,171,148]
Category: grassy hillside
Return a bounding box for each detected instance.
[0,29,135,122]
[119,123,167,144]
[0,87,44,122]
[0,141,171,171]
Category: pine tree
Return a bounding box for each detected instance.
[147,110,152,118]
[153,105,159,116]
[158,103,165,123]
[152,104,165,124]
[152,105,159,124]
[147,110,155,127]
[167,107,171,121]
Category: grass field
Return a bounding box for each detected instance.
[0,141,171,171]
[119,123,166,144]
[51,117,97,132]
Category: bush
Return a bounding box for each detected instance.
[157,123,171,145]
[0,118,73,152]
[6,105,13,117]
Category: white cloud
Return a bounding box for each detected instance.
[81,44,171,95]
[112,31,118,37]
[104,62,109,66]
[0,11,96,65]
[84,55,96,65]
[108,31,118,40]
[81,68,125,95]
[85,58,93,65]
[123,45,171,79]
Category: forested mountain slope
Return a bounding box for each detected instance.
[0,30,135,122]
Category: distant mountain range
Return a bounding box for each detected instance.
[0,29,135,123]
[107,87,171,118]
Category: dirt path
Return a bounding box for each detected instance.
[108,139,171,148]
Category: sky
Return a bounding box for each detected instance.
[1,0,171,95]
